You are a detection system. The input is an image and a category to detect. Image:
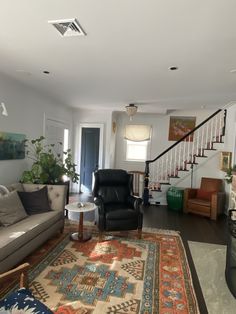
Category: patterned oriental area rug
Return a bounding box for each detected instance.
[2,228,199,314]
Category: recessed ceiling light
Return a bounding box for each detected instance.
[43,71,50,75]
[168,66,178,71]
[230,69,236,73]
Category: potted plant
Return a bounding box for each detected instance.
[20,136,79,185]
[225,165,236,184]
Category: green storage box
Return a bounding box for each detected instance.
[166,187,184,211]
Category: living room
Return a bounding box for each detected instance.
[1,1,236,313]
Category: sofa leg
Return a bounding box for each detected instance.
[138,228,142,239]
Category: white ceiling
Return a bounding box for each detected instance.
[0,0,236,113]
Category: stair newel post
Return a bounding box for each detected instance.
[222,109,227,137]
[143,161,150,206]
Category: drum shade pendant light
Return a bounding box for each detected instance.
[125,104,137,121]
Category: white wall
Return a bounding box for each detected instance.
[0,73,73,185]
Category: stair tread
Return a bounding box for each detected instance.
[204,148,217,151]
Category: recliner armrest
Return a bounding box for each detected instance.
[94,196,105,214]
[127,195,142,210]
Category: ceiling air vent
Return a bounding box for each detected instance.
[48,18,86,37]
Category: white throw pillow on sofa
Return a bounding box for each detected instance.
[0,191,28,226]
[0,185,9,196]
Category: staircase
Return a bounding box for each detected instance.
[143,108,227,205]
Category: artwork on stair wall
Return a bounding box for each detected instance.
[168,116,196,141]
[0,131,25,160]
[220,151,232,172]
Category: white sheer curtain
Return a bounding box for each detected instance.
[124,124,152,142]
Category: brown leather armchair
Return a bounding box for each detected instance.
[183,177,225,220]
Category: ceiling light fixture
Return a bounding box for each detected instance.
[1,102,8,116]
[125,104,138,121]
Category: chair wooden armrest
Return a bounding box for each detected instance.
[183,188,198,213]
[0,263,30,288]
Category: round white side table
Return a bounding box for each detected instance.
[65,202,96,242]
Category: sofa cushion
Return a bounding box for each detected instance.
[18,186,51,215]
[7,183,24,192]
[0,210,62,262]
[0,191,28,227]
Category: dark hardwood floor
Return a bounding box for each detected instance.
[73,193,229,313]
[142,204,227,244]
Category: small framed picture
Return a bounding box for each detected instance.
[220,151,232,172]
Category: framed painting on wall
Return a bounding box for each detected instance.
[0,132,26,160]
[168,116,196,141]
[220,151,232,172]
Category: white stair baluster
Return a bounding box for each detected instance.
[174,146,177,176]
[210,118,213,149]
[201,126,204,156]
[191,134,195,163]
[205,122,209,149]
[178,143,181,170]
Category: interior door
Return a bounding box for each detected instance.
[80,127,100,192]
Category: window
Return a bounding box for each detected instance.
[126,140,148,161]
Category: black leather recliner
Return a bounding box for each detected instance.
[93,169,143,235]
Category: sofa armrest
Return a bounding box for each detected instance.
[22,184,67,212]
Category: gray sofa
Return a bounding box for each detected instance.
[0,183,67,272]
